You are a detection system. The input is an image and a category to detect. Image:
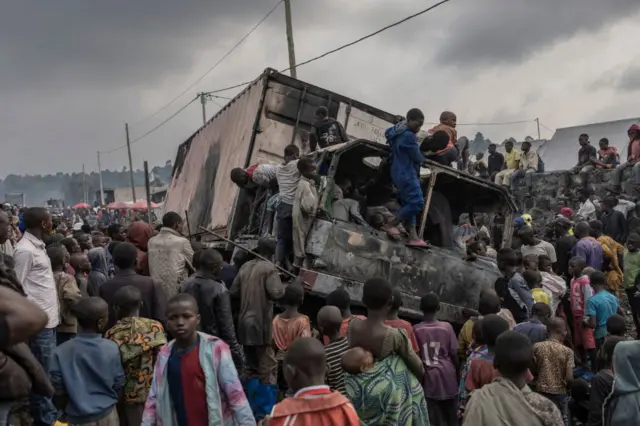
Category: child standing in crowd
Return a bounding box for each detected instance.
[464,331,563,426]
[513,303,550,345]
[587,336,625,426]
[586,271,620,349]
[105,286,166,426]
[606,314,626,337]
[142,294,254,426]
[458,320,485,419]
[275,144,300,271]
[47,244,82,346]
[523,270,550,305]
[413,293,459,426]
[495,248,534,324]
[458,291,509,364]
[538,254,567,316]
[267,338,360,426]
[623,232,640,339]
[323,288,366,344]
[70,252,91,296]
[464,315,511,400]
[385,288,419,352]
[271,284,311,395]
[569,256,597,369]
[532,317,574,425]
[50,297,125,426]
[291,157,318,269]
[317,305,349,395]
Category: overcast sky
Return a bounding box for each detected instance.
[2,0,639,177]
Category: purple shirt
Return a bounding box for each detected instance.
[413,320,458,400]
[513,318,548,345]
[572,237,603,270]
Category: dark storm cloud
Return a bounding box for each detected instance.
[433,0,640,68]
[0,0,286,93]
[614,65,640,92]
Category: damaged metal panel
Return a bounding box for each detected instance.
[164,77,265,231]
[306,219,500,323]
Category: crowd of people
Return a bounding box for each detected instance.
[2,109,640,426]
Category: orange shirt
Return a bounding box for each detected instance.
[268,386,360,426]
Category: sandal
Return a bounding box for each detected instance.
[406,239,429,248]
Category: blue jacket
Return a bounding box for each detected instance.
[50,333,125,424]
[385,122,424,186]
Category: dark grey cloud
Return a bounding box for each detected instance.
[614,65,640,92]
[0,0,637,179]
[433,0,640,68]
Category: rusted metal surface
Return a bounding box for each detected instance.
[164,77,266,232]
[305,219,500,324]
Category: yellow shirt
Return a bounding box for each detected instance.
[505,149,520,170]
[531,288,550,305]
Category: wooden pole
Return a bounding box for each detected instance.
[284,0,297,78]
[144,161,152,224]
[125,123,137,202]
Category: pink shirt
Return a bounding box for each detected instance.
[570,275,593,319]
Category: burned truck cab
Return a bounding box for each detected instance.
[299,139,517,325]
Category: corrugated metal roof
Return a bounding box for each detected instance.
[537,117,640,171]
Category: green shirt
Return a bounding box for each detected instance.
[623,251,640,289]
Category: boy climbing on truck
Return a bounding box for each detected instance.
[384,108,428,247]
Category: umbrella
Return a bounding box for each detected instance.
[73,202,91,209]
[106,201,129,210]
[131,200,159,209]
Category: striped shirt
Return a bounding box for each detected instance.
[324,337,349,395]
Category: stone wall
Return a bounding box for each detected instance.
[511,166,636,231]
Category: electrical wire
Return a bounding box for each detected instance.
[538,121,555,133]
[129,0,284,127]
[130,95,200,144]
[206,0,453,94]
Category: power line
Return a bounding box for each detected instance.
[99,95,200,155]
[129,0,284,127]
[538,121,555,133]
[130,95,199,144]
[206,0,453,95]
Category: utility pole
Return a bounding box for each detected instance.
[144,161,152,224]
[535,117,541,140]
[97,151,105,206]
[200,93,207,126]
[82,163,87,205]
[125,123,137,202]
[284,0,297,79]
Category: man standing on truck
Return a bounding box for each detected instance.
[275,145,301,270]
[309,106,349,151]
[385,108,428,247]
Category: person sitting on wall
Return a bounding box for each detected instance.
[563,133,597,193]
[424,111,459,166]
[385,108,428,247]
[509,141,538,193]
[591,137,619,169]
[309,106,349,151]
[494,140,520,187]
[487,143,505,182]
[609,124,640,195]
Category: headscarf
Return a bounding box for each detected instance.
[127,222,154,252]
[604,341,640,426]
[559,207,574,219]
[87,248,109,297]
[521,214,532,227]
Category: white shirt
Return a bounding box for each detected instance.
[577,199,597,222]
[13,232,59,328]
[276,160,301,205]
[0,240,12,257]
[520,240,558,263]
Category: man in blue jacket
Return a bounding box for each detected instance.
[385,108,427,247]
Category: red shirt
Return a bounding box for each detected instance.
[385,319,419,352]
[168,342,208,426]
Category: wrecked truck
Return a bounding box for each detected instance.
[164,68,517,324]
